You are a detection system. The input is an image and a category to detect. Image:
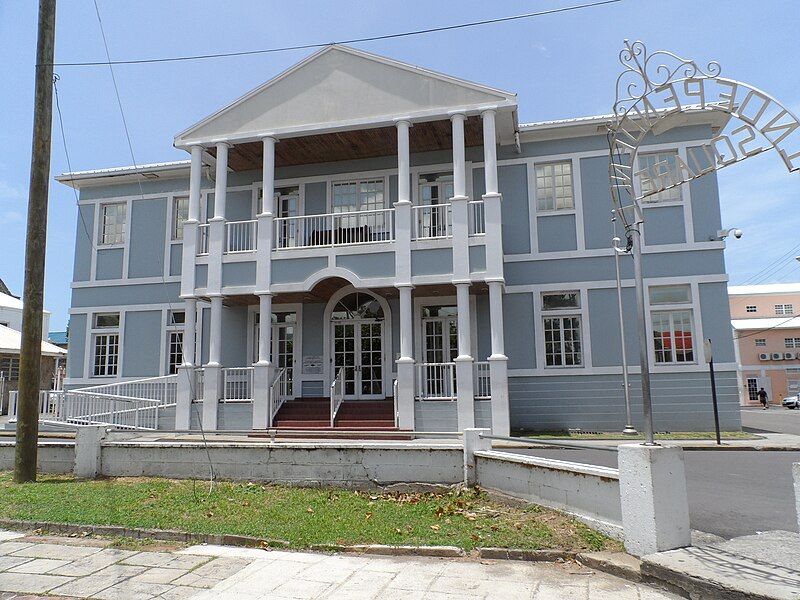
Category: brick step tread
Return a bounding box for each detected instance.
[274,420,331,428]
[335,422,396,428]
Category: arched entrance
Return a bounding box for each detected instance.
[323,288,392,399]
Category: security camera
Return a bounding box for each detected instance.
[712,227,743,241]
[733,229,743,239]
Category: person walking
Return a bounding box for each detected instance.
[758,387,769,409]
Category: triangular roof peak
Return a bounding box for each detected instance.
[175,44,517,146]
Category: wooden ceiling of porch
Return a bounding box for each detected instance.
[209,117,484,171]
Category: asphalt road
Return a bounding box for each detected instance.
[741,406,800,435]
[499,446,800,539]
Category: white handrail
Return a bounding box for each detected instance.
[197,223,210,255]
[269,367,288,426]
[468,200,486,236]
[412,203,452,240]
[44,390,161,430]
[275,208,395,249]
[75,374,178,406]
[415,362,456,400]
[222,367,253,402]
[474,361,491,399]
[9,390,59,417]
[330,368,344,427]
[225,219,257,253]
[393,378,399,428]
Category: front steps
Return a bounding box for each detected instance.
[272,397,397,430]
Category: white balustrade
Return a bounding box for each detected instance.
[194,367,205,401]
[330,368,344,427]
[269,367,289,425]
[468,200,486,236]
[197,224,210,255]
[412,203,452,239]
[225,219,257,253]
[78,374,178,406]
[275,208,395,249]
[9,390,58,417]
[474,361,491,399]
[415,362,456,400]
[222,367,254,401]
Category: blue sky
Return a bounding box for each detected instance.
[1,0,798,330]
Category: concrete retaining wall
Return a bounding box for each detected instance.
[0,441,75,474]
[99,442,464,486]
[474,449,623,537]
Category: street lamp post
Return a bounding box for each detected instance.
[612,211,637,435]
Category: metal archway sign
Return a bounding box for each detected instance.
[606,40,800,444]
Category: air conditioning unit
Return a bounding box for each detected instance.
[759,353,770,361]
[771,352,784,361]
[785,352,796,360]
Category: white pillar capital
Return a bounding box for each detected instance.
[261,135,278,144]
[480,107,497,118]
[449,111,467,123]
[215,141,233,150]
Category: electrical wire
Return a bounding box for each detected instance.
[91,0,216,496]
[52,0,624,67]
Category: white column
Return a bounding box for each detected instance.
[455,283,475,431]
[183,298,198,367]
[488,281,509,436]
[213,142,230,220]
[481,109,498,195]
[203,295,224,430]
[180,145,203,298]
[256,138,275,306]
[257,294,272,365]
[394,119,415,430]
[175,297,197,430]
[451,113,467,198]
[252,293,272,430]
[189,145,203,221]
[207,142,229,296]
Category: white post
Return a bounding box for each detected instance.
[175,297,197,430]
[487,281,510,436]
[180,145,203,298]
[189,144,203,222]
[213,142,230,220]
[73,425,108,479]
[256,136,275,291]
[455,283,475,431]
[618,443,692,556]
[463,427,491,485]
[203,295,224,430]
[252,293,272,429]
[207,142,229,296]
[394,119,415,430]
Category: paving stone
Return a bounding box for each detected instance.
[49,548,136,577]
[0,532,25,543]
[92,580,174,600]
[0,572,72,594]
[189,557,250,580]
[0,543,34,557]
[7,558,69,574]
[129,567,186,584]
[11,543,100,560]
[121,552,179,568]
[154,586,202,600]
[271,576,335,599]
[49,564,145,597]
[0,556,34,572]
[169,572,221,589]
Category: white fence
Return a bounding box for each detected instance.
[275,209,395,249]
[78,374,177,406]
[416,362,456,400]
[269,368,289,426]
[222,367,253,401]
[225,219,257,253]
[197,224,209,255]
[412,203,452,240]
[474,361,491,399]
[468,200,486,236]
[9,390,60,418]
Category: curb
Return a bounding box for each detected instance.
[479,548,575,562]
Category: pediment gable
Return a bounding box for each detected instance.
[175,45,516,146]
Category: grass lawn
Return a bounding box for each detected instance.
[0,472,619,553]
[513,430,757,441]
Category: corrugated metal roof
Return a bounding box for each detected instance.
[0,324,67,356]
[731,316,800,331]
[48,331,68,345]
[56,160,191,181]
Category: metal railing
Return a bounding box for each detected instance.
[76,374,178,406]
[194,367,205,401]
[222,367,253,402]
[330,368,344,427]
[9,390,60,418]
[275,208,395,249]
[468,200,486,236]
[197,223,210,255]
[54,391,162,430]
[225,219,257,253]
[393,378,399,428]
[416,362,456,400]
[412,203,452,240]
[474,361,491,399]
[269,367,288,426]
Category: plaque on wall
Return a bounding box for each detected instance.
[303,355,323,374]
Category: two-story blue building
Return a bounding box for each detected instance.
[57,45,740,435]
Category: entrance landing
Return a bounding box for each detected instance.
[272,398,396,429]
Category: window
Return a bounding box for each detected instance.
[638,151,682,203]
[167,331,183,375]
[652,311,694,364]
[650,285,691,305]
[755,339,766,347]
[541,291,582,367]
[746,378,759,402]
[775,304,794,315]
[99,202,127,245]
[419,172,454,205]
[0,357,20,379]
[746,305,757,313]
[332,179,385,214]
[168,310,185,326]
[535,161,573,211]
[172,196,189,240]
[94,313,120,328]
[785,338,800,349]
[93,333,119,377]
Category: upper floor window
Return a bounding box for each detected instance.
[785,338,800,349]
[649,285,694,364]
[755,338,766,347]
[94,312,120,328]
[535,161,573,211]
[172,196,189,240]
[541,291,582,367]
[92,311,120,377]
[332,179,385,214]
[99,202,127,245]
[168,310,185,326]
[650,284,691,305]
[776,304,794,315]
[638,151,682,203]
[746,305,757,313]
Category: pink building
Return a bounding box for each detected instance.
[730,283,800,406]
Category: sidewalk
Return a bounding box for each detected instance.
[497,432,800,451]
[0,530,680,599]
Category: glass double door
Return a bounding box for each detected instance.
[332,319,384,399]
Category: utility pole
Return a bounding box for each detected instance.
[15,0,57,483]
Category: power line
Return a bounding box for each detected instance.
[53,0,624,67]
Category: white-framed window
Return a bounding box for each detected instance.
[638,151,682,203]
[775,304,794,315]
[746,378,759,402]
[418,172,454,205]
[167,331,183,375]
[755,338,766,347]
[93,312,120,328]
[649,285,695,364]
[332,178,385,214]
[746,305,757,313]
[0,357,20,379]
[172,196,189,241]
[535,161,574,211]
[99,202,127,245]
[168,310,185,326]
[785,338,800,349]
[92,333,119,377]
[541,291,582,367]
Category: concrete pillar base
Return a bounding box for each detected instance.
[396,360,415,430]
[618,443,691,556]
[793,462,800,533]
[463,428,491,485]
[455,357,475,431]
[74,425,108,479]
[488,356,509,436]
[175,365,194,430]
[202,365,222,431]
[252,363,271,429]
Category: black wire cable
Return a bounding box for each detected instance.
[52,0,623,67]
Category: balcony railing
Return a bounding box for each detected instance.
[226,219,257,253]
[468,200,486,236]
[412,203,452,240]
[275,209,395,249]
[416,362,456,400]
[197,223,210,255]
[474,361,491,399]
[222,367,253,401]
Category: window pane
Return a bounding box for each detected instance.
[100,203,127,245]
[172,196,189,240]
[94,313,120,328]
[169,310,185,326]
[542,292,580,310]
[535,162,573,211]
[649,285,691,305]
[652,310,694,364]
[638,152,682,203]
